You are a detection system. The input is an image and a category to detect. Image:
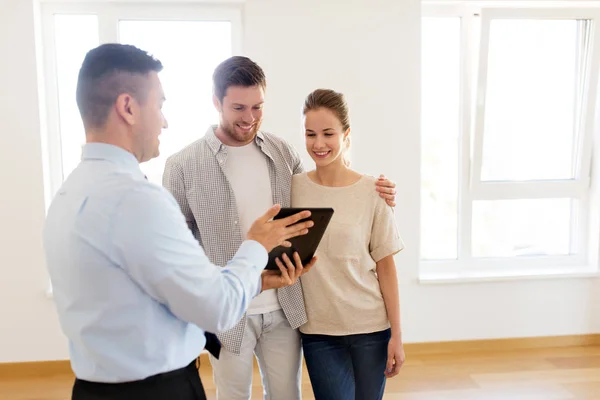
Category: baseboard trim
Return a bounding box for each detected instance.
[403,333,600,355]
[3,334,599,379]
[0,360,74,380]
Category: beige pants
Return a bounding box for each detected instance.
[208,309,302,400]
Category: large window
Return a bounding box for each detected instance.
[421,5,600,278]
[39,3,241,198]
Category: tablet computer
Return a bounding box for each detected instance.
[265,207,334,271]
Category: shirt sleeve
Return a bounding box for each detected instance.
[162,158,196,233]
[109,182,266,333]
[369,197,404,263]
[289,143,305,175]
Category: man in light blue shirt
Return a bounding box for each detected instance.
[43,43,315,400]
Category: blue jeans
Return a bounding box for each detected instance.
[301,329,390,400]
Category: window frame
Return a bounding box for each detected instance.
[420,3,600,281]
[38,1,242,204]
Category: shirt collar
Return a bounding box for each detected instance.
[81,143,143,177]
[205,125,266,155]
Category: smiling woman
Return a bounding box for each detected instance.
[293,88,405,400]
[302,89,351,170]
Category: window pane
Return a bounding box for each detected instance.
[481,19,580,181]
[472,199,575,258]
[119,20,232,184]
[421,17,461,260]
[54,15,99,181]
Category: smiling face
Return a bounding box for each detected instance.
[302,89,351,168]
[213,84,264,146]
[211,56,267,147]
[304,107,349,168]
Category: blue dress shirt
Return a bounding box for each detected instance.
[43,143,266,383]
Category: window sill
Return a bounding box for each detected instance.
[419,265,600,284]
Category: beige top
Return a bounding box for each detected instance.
[292,172,404,336]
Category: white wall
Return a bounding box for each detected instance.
[0,0,598,363]
[0,0,69,362]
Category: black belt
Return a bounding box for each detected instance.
[73,360,207,400]
[75,360,197,390]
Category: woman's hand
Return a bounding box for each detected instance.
[385,335,405,378]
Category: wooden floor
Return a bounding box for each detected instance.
[3,345,600,399]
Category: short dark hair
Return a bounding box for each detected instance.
[212,56,266,102]
[76,43,163,129]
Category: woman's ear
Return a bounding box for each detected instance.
[342,128,352,167]
[344,128,351,146]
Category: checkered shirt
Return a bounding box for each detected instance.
[162,125,307,355]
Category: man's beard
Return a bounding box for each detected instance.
[222,120,261,144]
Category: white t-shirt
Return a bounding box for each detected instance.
[222,142,281,315]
